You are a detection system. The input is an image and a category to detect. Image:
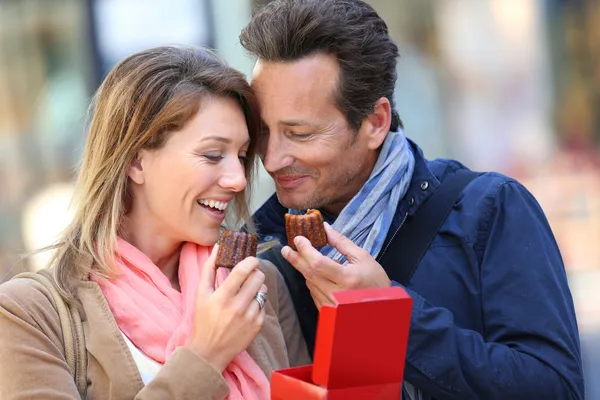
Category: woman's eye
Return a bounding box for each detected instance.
[239,154,248,163]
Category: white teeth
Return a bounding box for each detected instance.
[198,199,228,211]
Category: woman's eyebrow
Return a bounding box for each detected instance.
[200,136,251,146]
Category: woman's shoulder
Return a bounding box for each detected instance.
[0,274,60,328]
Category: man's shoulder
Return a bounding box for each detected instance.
[427,159,548,232]
[427,158,523,199]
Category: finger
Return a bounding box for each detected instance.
[306,280,333,309]
[237,271,266,306]
[199,244,219,295]
[324,222,365,263]
[281,245,312,279]
[254,303,266,331]
[306,274,338,302]
[216,256,260,295]
[305,263,340,309]
[244,283,268,320]
[293,235,344,283]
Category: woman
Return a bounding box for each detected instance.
[0,46,310,399]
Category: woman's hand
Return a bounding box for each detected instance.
[187,245,267,372]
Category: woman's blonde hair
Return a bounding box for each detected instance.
[50,46,262,302]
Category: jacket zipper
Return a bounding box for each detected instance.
[377,211,408,262]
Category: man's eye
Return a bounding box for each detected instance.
[287,131,313,139]
[203,154,223,162]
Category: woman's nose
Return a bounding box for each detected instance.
[219,160,247,192]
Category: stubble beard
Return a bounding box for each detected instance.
[277,159,364,212]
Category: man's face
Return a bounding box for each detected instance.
[251,54,375,214]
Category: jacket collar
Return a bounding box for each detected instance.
[397,139,441,218]
[316,138,439,224]
[78,281,145,397]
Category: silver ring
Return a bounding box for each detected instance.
[254,291,268,310]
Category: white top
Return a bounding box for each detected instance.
[120,331,162,385]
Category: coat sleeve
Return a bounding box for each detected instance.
[397,180,584,399]
[0,278,82,399]
[0,278,230,400]
[273,262,312,367]
[136,348,229,400]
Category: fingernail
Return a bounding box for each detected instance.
[281,246,289,258]
[294,236,302,247]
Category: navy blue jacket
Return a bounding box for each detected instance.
[253,140,584,399]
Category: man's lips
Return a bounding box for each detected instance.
[275,175,310,189]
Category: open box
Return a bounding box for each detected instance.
[271,286,413,399]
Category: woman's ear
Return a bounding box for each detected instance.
[362,97,392,150]
[127,151,146,185]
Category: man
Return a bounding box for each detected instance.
[240,0,584,398]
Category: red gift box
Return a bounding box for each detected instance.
[271,286,413,399]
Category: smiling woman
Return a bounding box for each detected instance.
[124,95,251,249]
[0,46,309,399]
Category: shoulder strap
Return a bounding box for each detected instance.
[378,169,480,286]
[12,270,88,398]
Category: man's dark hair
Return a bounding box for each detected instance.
[240,0,402,132]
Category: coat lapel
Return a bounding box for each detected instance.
[78,281,144,398]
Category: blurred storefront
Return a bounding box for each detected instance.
[0,0,267,275]
[0,0,92,274]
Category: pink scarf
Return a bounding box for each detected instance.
[92,237,270,399]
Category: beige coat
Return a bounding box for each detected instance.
[0,261,310,399]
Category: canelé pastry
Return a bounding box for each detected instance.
[285,209,327,251]
[216,230,258,269]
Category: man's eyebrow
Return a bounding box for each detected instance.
[280,119,320,128]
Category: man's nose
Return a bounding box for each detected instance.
[262,134,294,173]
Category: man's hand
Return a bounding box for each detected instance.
[281,223,391,309]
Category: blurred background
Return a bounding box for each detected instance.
[0,0,598,397]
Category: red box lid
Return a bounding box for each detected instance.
[311,287,412,389]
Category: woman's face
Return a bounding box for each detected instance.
[127,95,249,246]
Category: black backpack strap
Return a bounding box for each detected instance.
[378,169,481,286]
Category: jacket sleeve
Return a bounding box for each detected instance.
[136,348,229,400]
[0,278,229,400]
[396,180,584,399]
[273,262,312,367]
[0,278,82,400]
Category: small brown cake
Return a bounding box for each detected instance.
[285,209,327,251]
[216,230,258,269]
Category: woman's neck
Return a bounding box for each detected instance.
[120,215,182,291]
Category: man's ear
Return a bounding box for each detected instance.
[362,97,392,150]
[127,151,146,185]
